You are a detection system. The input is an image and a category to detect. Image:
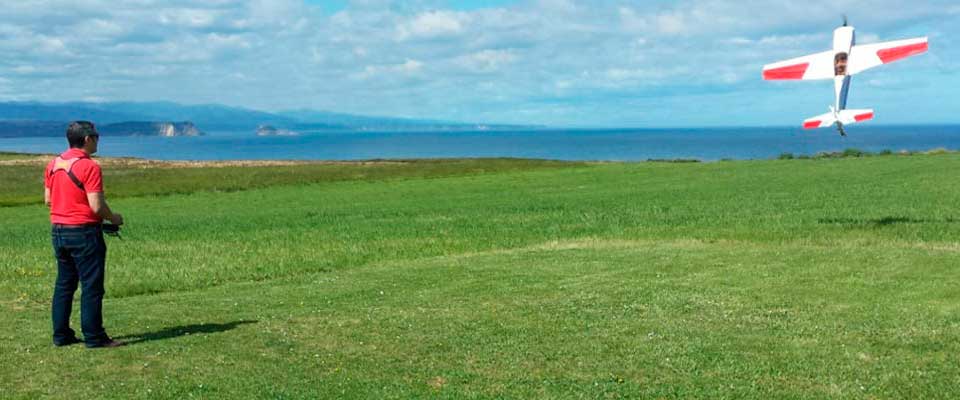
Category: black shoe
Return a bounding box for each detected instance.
[86,339,127,349]
[54,337,82,347]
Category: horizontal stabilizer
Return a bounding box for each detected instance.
[802,109,873,129]
[837,109,874,125]
[802,112,836,129]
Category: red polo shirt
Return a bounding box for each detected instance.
[44,148,103,225]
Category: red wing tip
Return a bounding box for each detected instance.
[803,121,821,129]
[855,112,874,122]
[763,62,810,80]
[878,42,928,64]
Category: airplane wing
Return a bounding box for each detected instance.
[762,50,835,80]
[847,37,928,76]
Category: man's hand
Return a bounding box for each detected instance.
[87,192,123,225]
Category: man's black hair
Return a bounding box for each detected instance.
[66,121,98,148]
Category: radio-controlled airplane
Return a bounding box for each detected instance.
[762,18,928,136]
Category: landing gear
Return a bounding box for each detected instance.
[836,122,847,137]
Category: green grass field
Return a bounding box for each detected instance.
[2,153,959,399]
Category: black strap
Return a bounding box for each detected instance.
[65,170,85,191]
[48,158,87,192]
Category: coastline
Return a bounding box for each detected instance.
[4,125,960,162]
[2,146,956,168]
[0,152,441,168]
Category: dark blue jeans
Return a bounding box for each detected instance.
[51,225,111,346]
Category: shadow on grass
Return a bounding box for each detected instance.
[115,320,257,345]
[818,216,959,226]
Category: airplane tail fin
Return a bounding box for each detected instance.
[802,109,874,129]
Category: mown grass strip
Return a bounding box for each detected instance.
[0,151,48,161]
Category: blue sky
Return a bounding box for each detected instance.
[0,0,957,127]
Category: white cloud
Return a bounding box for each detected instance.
[397,11,467,40]
[654,13,686,35]
[9,65,75,76]
[0,32,71,56]
[455,49,517,73]
[108,65,171,78]
[38,36,67,53]
[352,59,424,80]
[725,37,754,45]
[157,8,220,28]
[11,65,36,74]
[399,59,423,72]
[75,19,126,38]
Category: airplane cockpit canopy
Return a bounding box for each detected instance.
[834,52,848,76]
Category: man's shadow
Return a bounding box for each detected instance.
[115,320,257,345]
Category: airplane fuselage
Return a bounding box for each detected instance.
[832,26,855,112]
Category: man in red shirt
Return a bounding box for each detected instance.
[44,121,125,348]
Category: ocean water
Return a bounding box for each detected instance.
[1,125,958,161]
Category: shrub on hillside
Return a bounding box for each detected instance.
[842,148,865,158]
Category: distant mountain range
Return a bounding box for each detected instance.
[0,101,534,136]
[0,120,201,138]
